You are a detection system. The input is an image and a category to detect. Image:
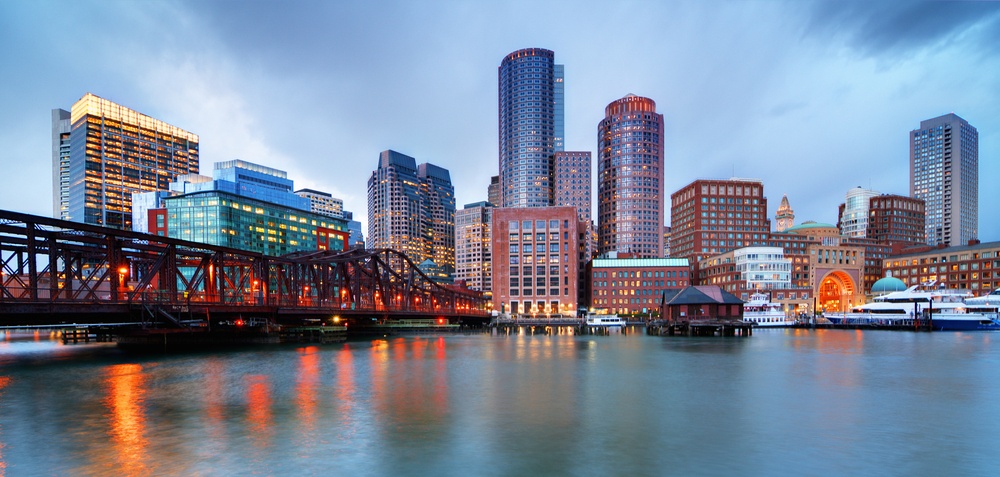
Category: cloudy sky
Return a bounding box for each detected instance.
[1,0,998,240]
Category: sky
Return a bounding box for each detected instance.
[1,0,998,240]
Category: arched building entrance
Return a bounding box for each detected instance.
[818,271,858,313]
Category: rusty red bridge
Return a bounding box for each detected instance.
[0,209,490,333]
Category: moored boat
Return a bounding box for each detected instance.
[584,313,626,329]
[742,292,796,327]
[824,285,1000,331]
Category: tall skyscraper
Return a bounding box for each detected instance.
[498,48,563,208]
[597,95,664,258]
[419,163,457,276]
[367,150,455,275]
[910,113,978,247]
[52,93,199,229]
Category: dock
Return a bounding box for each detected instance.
[647,319,754,337]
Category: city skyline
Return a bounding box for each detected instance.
[2,1,999,240]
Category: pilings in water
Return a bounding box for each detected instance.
[61,327,115,344]
[646,320,753,337]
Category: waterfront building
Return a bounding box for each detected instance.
[774,195,794,232]
[910,113,978,247]
[698,246,810,312]
[597,95,664,258]
[295,188,344,219]
[498,48,563,208]
[367,150,455,276]
[487,175,501,207]
[455,202,493,293]
[140,160,348,255]
[881,240,1000,293]
[837,186,879,238]
[867,194,926,247]
[53,93,199,229]
[587,257,689,316]
[776,222,864,313]
[669,178,770,265]
[491,206,584,316]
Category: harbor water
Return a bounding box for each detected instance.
[1,328,999,476]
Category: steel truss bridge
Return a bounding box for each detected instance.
[0,209,489,329]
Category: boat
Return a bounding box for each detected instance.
[584,313,626,329]
[742,292,797,327]
[824,285,1000,331]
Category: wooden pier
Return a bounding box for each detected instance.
[647,320,754,337]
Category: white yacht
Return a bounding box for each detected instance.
[825,285,1000,331]
[742,292,796,327]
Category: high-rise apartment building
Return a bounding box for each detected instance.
[597,95,664,258]
[367,150,455,275]
[553,151,592,223]
[670,178,770,265]
[910,113,978,247]
[53,93,199,229]
[419,163,457,276]
[498,48,563,208]
[455,201,493,293]
[838,186,880,238]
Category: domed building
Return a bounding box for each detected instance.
[870,276,908,295]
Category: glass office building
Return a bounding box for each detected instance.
[910,113,978,247]
[163,192,347,256]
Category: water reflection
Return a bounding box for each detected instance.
[245,374,273,450]
[103,363,149,477]
[0,375,10,477]
[295,346,320,437]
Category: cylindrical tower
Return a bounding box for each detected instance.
[597,94,665,258]
[498,48,558,208]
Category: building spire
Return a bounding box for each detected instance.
[775,194,795,232]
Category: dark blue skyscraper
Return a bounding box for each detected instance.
[498,48,564,208]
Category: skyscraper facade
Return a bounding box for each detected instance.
[597,95,664,258]
[910,113,978,247]
[367,150,455,275]
[295,188,344,219]
[53,93,199,229]
[553,151,592,223]
[498,48,563,208]
[455,201,493,293]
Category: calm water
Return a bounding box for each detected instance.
[1,328,999,476]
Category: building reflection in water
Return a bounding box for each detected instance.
[245,374,273,449]
[295,346,320,436]
[334,343,356,429]
[103,363,149,477]
[0,375,10,477]
[203,359,227,442]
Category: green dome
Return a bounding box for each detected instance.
[871,276,907,294]
[783,221,836,233]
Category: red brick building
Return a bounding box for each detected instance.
[492,207,587,316]
[669,178,771,265]
[586,256,690,316]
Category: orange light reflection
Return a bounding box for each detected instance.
[103,364,149,477]
[295,346,320,434]
[246,375,273,449]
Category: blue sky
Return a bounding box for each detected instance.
[1,0,998,239]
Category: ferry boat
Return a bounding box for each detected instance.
[584,314,626,329]
[742,292,797,327]
[824,286,1000,331]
